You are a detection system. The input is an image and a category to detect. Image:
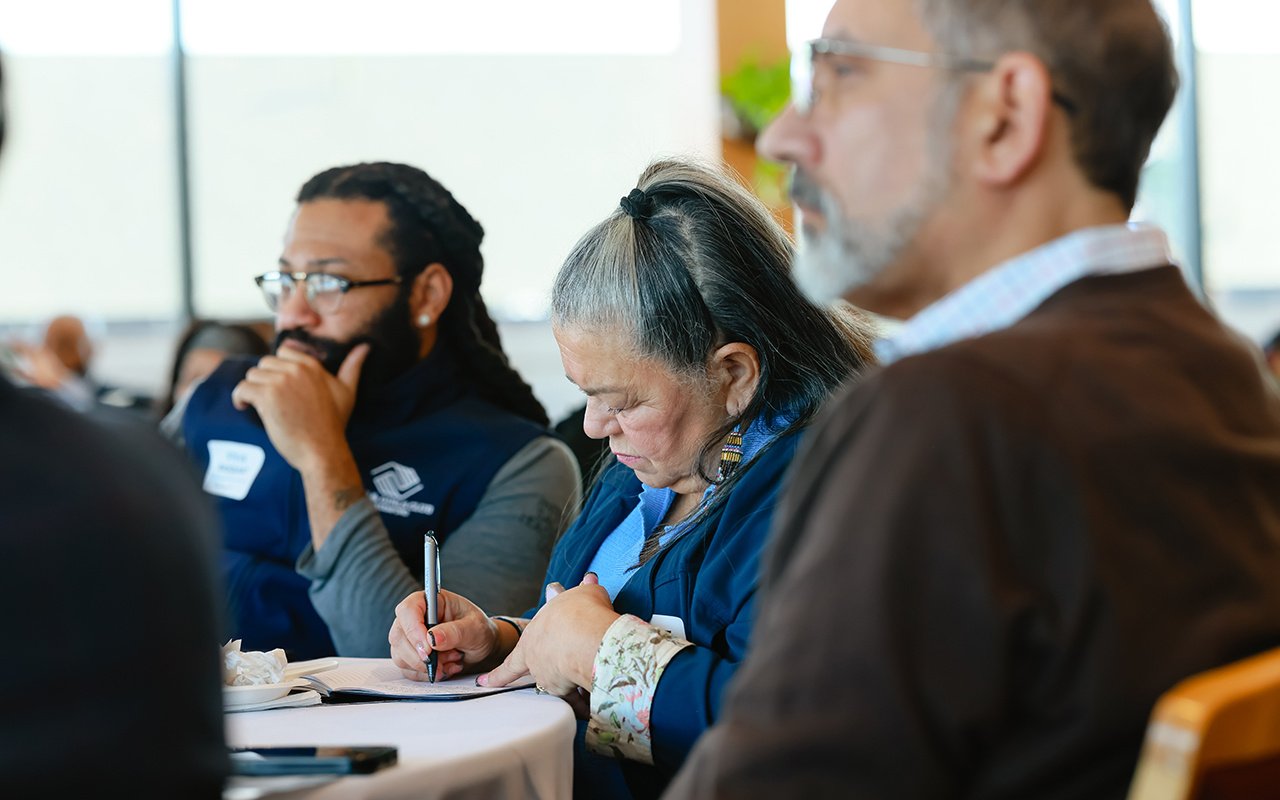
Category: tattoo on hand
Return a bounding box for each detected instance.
[333,487,363,512]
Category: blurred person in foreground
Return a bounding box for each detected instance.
[388,159,876,799]
[170,161,580,660]
[667,1,1280,798]
[0,51,227,798]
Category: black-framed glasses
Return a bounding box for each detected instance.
[253,270,402,314]
[792,37,1077,117]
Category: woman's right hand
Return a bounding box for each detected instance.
[388,589,502,681]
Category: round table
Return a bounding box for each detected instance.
[225,690,576,799]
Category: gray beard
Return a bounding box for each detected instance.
[791,196,922,305]
[790,82,962,307]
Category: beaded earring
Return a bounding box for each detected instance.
[716,423,744,482]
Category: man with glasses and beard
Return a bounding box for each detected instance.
[667,1,1280,798]
[172,162,580,660]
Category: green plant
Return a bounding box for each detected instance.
[720,54,791,140]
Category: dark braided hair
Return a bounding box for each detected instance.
[296,162,548,426]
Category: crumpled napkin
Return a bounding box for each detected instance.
[222,639,287,686]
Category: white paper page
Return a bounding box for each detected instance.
[304,658,535,700]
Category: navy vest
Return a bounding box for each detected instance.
[184,346,545,659]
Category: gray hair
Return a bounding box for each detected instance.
[552,157,875,491]
[915,0,1178,210]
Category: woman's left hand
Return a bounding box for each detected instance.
[479,574,618,697]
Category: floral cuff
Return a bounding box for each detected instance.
[586,613,693,764]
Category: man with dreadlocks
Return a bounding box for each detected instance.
[173,161,580,660]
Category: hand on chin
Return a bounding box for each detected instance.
[231,344,369,470]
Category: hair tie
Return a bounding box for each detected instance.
[619,187,655,220]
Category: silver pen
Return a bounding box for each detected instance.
[424,532,440,683]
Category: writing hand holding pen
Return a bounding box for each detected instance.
[388,588,498,682]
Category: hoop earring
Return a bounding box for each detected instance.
[716,423,744,482]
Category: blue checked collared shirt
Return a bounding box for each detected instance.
[874,223,1177,365]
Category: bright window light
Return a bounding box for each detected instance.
[1194,0,1280,54]
[180,0,681,55]
[0,0,171,55]
[786,0,834,53]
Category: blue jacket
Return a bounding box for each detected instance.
[184,346,545,659]
[537,428,804,798]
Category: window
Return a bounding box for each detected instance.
[0,0,180,323]
[181,0,716,322]
[1193,0,1280,344]
[0,0,720,406]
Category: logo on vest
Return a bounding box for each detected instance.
[368,461,436,518]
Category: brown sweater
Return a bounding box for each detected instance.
[666,266,1280,800]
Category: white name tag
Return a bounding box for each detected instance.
[204,440,266,501]
[649,614,687,640]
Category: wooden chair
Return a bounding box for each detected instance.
[1127,646,1280,800]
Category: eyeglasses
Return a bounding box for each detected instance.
[791,37,1077,117]
[253,270,402,314]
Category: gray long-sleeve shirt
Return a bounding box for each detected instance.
[297,435,581,656]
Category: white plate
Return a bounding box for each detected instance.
[225,688,322,714]
[223,681,295,707]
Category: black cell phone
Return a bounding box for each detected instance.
[229,745,398,775]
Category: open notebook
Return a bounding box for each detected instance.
[298,657,536,702]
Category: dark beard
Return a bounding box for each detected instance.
[274,290,421,400]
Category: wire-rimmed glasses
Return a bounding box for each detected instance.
[791,38,1077,117]
[253,270,402,314]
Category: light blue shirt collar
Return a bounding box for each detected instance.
[875,223,1176,365]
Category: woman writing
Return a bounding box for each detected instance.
[388,158,876,797]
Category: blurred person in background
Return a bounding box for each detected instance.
[1265,327,1280,386]
[157,318,270,422]
[0,49,228,799]
[7,313,152,413]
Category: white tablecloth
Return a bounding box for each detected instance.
[225,688,576,800]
